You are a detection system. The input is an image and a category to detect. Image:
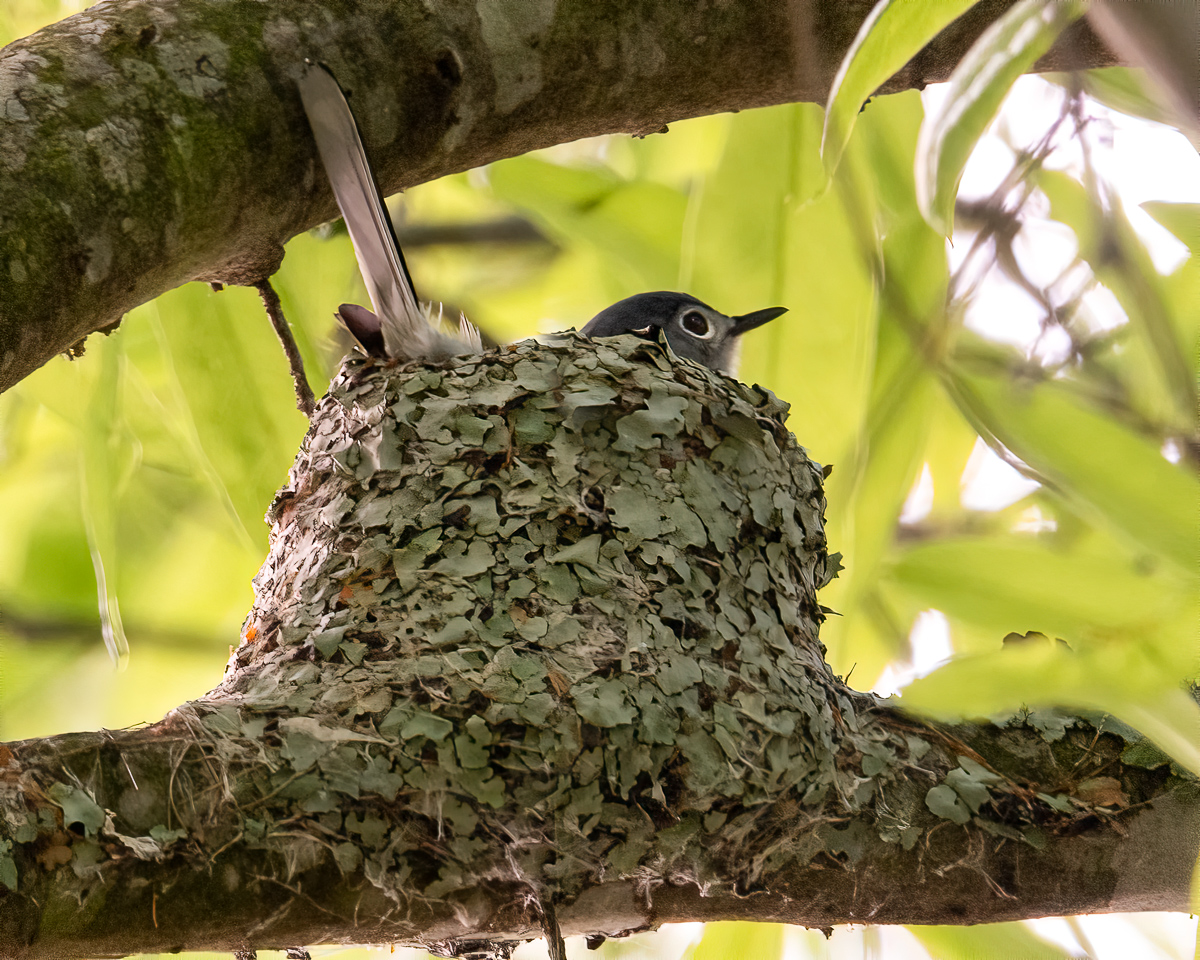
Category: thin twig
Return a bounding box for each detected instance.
[256,279,316,417]
[539,895,566,960]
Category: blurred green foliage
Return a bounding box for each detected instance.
[2,0,1196,757]
[0,0,1196,956]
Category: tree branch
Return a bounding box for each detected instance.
[0,0,1117,393]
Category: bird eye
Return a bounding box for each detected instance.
[680,311,711,338]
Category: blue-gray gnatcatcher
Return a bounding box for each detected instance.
[296,62,786,374]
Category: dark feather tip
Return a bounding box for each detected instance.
[337,303,387,358]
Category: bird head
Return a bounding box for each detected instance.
[580,292,787,374]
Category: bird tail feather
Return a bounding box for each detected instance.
[297,62,469,361]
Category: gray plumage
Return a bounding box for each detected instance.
[581,292,787,374]
[297,63,786,372]
[297,62,475,361]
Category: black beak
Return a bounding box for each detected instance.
[731,306,788,337]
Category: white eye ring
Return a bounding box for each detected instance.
[679,310,714,339]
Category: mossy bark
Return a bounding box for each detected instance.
[0,337,1194,958]
[0,0,1117,392]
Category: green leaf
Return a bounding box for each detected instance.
[1046,66,1176,129]
[487,156,618,211]
[1113,694,1200,777]
[819,273,942,672]
[916,0,1082,234]
[687,922,785,960]
[892,534,1190,642]
[800,88,947,676]
[742,112,878,441]
[911,922,1074,959]
[488,158,686,292]
[823,0,980,173]
[900,637,1200,773]
[1142,201,1200,254]
[687,104,828,311]
[945,366,1199,573]
[1037,170,1195,427]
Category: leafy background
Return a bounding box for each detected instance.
[1,1,1196,958]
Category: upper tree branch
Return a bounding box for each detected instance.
[0,0,1115,393]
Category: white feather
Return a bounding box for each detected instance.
[458,313,484,352]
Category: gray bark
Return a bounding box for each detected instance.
[0,338,1194,959]
[0,0,1116,393]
